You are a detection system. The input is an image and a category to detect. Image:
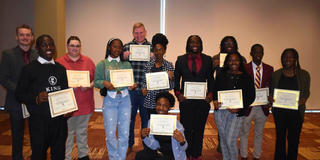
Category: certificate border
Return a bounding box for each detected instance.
[251,88,269,106]
[146,71,170,90]
[66,70,90,87]
[109,69,134,88]
[150,114,177,136]
[184,82,207,99]
[273,88,300,110]
[218,89,243,109]
[129,45,150,61]
[48,88,78,118]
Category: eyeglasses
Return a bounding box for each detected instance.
[68,44,81,48]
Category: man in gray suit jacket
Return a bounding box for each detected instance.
[0,24,38,160]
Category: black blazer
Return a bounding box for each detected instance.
[0,46,38,117]
[174,53,214,97]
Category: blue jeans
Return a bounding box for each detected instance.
[128,90,148,147]
[103,94,131,160]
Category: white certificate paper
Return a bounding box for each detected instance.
[146,71,170,90]
[150,114,177,136]
[21,104,30,118]
[129,45,150,61]
[110,69,134,88]
[273,89,300,110]
[251,88,269,106]
[219,53,227,67]
[66,70,90,87]
[184,82,207,99]
[218,89,243,109]
[48,88,78,118]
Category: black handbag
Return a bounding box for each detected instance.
[99,61,108,96]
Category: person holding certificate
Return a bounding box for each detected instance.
[56,36,95,160]
[240,44,274,160]
[174,35,214,159]
[213,52,255,160]
[94,38,136,160]
[15,35,69,159]
[135,92,187,160]
[271,48,310,160]
[122,22,152,151]
[0,24,38,160]
[141,33,174,116]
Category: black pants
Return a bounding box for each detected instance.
[179,100,210,158]
[28,115,67,160]
[272,108,303,160]
[9,111,25,160]
[135,147,174,160]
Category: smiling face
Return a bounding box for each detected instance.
[38,36,56,61]
[223,38,236,53]
[188,36,201,54]
[16,28,33,48]
[133,26,146,43]
[283,51,297,69]
[251,45,264,65]
[154,44,165,61]
[67,40,81,58]
[109,40,122,58]
[228,53,241,72]
[155,97,171,115]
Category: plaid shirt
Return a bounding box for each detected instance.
[142,59,175,109]
[123,39,152,90]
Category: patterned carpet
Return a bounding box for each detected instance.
[0,111,320,160]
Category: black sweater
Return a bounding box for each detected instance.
[15,60,68,118]
[213,71,255,117]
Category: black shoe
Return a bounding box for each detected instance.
[78,155,89,160]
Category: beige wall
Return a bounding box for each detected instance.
[64,0,319,109]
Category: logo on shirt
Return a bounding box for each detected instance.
[48,76,57,86]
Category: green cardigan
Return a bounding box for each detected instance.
[271,68,310,122]
[94,59,132,91]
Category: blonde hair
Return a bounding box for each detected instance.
[132,22,145,32]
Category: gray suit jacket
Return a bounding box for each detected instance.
[0,46,38,118]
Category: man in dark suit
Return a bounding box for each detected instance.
[240,44,273,160]
[174,35,214,159]
[0,24,38,160]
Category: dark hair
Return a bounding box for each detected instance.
[186,35,203,53]
[222,51,245,73]
[67,36,81,45]
[156,91,175,108]
[281,48,300,70]
[104,38,124,60]
[152,33,168,51]
[16,24,34,36]
[220,36,238,53]
[35,34,55,50]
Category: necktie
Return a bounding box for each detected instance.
[255,66,261,88]
[23,52,30,64]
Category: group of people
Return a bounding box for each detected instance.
[0,22,310,160]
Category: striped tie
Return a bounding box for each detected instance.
[255,66,261,88]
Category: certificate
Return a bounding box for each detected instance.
[219,53,227,67]
[66,70,90,87]
[110,69,134,88]
[146,71,170,90]
[129,45,150,61]
[273,89,300,110]
[218,89,243,109]
[21,104,30,119]
[150,114,177,136]
[184,82,207,99]
[48,88,78,118]
[251,88,269,106]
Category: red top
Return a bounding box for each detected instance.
[56,54,96,116]
[188,53,202,73]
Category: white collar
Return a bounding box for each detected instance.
[107,56,120,62]
[252,61,262,69]
[37,56,55,64]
